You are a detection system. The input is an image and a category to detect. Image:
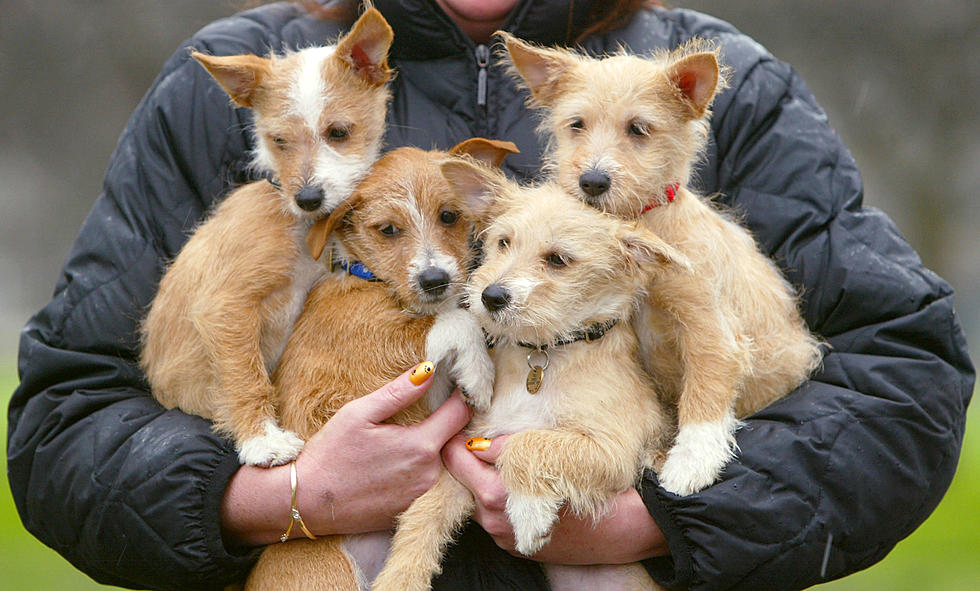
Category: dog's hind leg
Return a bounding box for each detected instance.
[371,471,474,591]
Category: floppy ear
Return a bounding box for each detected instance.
[449,138,520,168]
[619,226,692,276]
[191,51,271,108]
[334,7,394,85]
[306,192,363,260]
[497,31,577,105]
[666,51,720,119]
[440,159,509,220]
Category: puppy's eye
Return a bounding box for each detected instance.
[272,136,288,149]
[439,210,459,225]
[326,126,350,142]
[546,252,569,268]
[498,237,510,249]
[628,122,648,137]
[569,118,585,132]
[379,224,400,237]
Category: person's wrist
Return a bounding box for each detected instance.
[220,462,293,547]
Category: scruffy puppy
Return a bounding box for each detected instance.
[140,9,394,467]
[243,139,518,591]
[500,33,823,495]
[371,161,679,591]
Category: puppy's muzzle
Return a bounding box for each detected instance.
[481,284,511,313]
[578,169,610,199]
[418,267,451,297]
[295,184,325,212]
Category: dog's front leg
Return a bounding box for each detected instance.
[424,307,494,411]
[497,429,638,556]
[655,292,744,495]
[193,300,304,467]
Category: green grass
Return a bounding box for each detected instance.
[2,365,978,590]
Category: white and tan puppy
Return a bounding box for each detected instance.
[140,9,394,466]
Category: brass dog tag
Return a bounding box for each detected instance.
[526,366,544,394]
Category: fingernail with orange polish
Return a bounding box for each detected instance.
[466,437,492,451]
[410,361,435,385]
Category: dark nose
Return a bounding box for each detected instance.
[418,267,450,295]
[481,284,511,312]
[578,169,610,197]
[295,185,325,212]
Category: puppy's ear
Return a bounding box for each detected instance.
[306,192,363,260]
[449,138,520,169]
[440,159,509,219]
[619,227,692,276]
[666,51,720,119]
[192,51,271,108]
[497,31,576,105]
[335,8,394,85]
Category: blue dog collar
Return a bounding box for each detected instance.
[338,259,379,281]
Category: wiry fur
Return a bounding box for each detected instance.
[244,140,517,591]
[139,9,394,467]
[371,168,674,591]
[500,32,823,495]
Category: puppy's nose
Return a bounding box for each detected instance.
[295,185,325,212]
[481,284,511,312]
[418,267,450,296]
[578,169,610,197]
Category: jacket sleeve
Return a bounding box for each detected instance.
[4,5,317,589]
[638,21,975,591]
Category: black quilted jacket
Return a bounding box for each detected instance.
[7,1,974,590]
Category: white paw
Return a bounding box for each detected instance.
[506,493,562,556]
[425,308,494,412]
[237,419,305,467]
[658,415,739,495]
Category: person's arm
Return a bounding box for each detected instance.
[633,19,974,590]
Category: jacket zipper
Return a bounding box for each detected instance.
[476,44,490,109]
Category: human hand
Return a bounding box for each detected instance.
[441,434,669,564]
[222,362,471,546]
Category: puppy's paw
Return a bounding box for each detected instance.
[657,417,738,495]
[506,493,561,556]
[456,352,495,412]
[237,419,305,467]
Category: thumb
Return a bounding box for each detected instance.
[349,361,435,424]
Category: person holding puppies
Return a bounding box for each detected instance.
[7,1,973,590]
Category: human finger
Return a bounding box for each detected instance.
[409,389,472,446]
[463,434,509,464]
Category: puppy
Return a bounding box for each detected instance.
[371,161,678,591]
[140,8,394,466]
[242,139,518,591]
[501,33,823,494]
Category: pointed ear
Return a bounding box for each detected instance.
[497,31,576,105]
[449,138,520,168]
[191,51,271,108]
[334,8,394,85]
[667,52,720,119]
[440,159,509,219]
[619,227,692,276]
[306,192,363,260]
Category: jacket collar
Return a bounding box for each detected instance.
[371,0,598,58]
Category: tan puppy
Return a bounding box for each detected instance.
[371,162,678,591]
[139,9,394,466]
[501,33,823,494]
[243,139,518,591]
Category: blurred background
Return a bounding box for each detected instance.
[1,1,977,589]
